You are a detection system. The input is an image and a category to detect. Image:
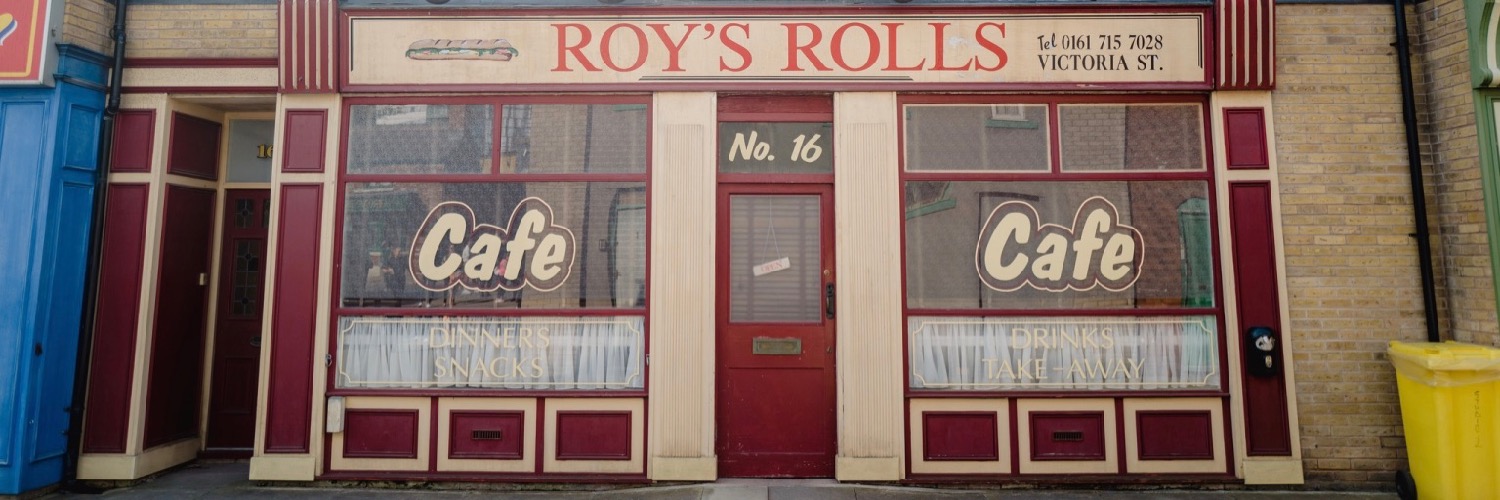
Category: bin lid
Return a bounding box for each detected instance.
[1389,341,1500,386]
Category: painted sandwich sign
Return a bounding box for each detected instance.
[346,12,1207,87]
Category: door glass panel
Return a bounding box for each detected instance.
[231,239,262,317]
[234,199,254,229]
[729,195,821,323]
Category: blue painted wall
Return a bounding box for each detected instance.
[0,45,109,495]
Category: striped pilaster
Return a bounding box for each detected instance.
[1217,0,1275,90]
[279,0,339,93]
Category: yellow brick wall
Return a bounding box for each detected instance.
[1274,4,1434,488]
[124,4,277,58]
[1414,0,1500,348]
[61,0,114,55]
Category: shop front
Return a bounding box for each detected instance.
[79,0,1302,486]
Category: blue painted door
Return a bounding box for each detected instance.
[0,79,104,494]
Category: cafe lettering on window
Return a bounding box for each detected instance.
[975,196,1144,292]
[346,13,1207,87]
[409,197,576,293]
[907,194,1219,392]
[335,197,645,390]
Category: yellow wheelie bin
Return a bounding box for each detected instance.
[1388,341,1500,500]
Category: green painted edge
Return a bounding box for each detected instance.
[1466,0,1497,88]
[1474,90,1500,322]
[905,197,957,220]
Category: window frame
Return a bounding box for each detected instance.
[898,93,1227,397]
[329,94,652,397]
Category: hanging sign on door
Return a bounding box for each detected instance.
[752,257,792,277]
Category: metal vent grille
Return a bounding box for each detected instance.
[471,430,503,440]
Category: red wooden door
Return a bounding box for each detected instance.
[143,186,218,449]
[204,189,271,455]
[715,184,836,477]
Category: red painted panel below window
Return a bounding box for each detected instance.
[1136,411,1215,460]
[1229,182,1292,455]
[922,412,999,461]
[110,111,155,173]
[264,184,322,453]
[343,410,419,459]
[167,112,222,180]
[81,184,150,453]
[555,411,631,461]
[1224,108,1268,169]
[1029,412,1106,461]
[449,411,524,460]
[281,110,327,173]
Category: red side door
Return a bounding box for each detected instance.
[204,189,271,456]
[715,183,836,477]
[143,185,218,449]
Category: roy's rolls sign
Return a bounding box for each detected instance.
[346,12,1207,87]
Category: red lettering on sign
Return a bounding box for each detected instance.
[783,23,832,71]
[930,23,973,71]
[882,23,925,71]
[719,23,753,72]
[552,23,601,72]
[547,20,1012,76]
[600,24,649,71]
[831,23,879,71]
[649,23,698,72]
[975,22,1009,71]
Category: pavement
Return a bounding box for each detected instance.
[42,461,1399,499]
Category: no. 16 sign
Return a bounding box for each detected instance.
[718,122,833,174]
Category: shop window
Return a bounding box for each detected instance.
[500,104,648,174]
[347,104,493,175]
[1058,104,1205,172]
[901,97,1218,393]
[904,104,1049,172]
[335,98,649,391]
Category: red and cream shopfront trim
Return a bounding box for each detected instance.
[77,0,1299,486]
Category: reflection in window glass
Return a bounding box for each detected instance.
[339,182,647,310]
[1058,104,1204,171]
[904,105,1049,172]
[347,105,492,175]
[903,180,1213,310]
[500,104,648,174]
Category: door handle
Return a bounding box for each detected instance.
[825,283,835,319]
